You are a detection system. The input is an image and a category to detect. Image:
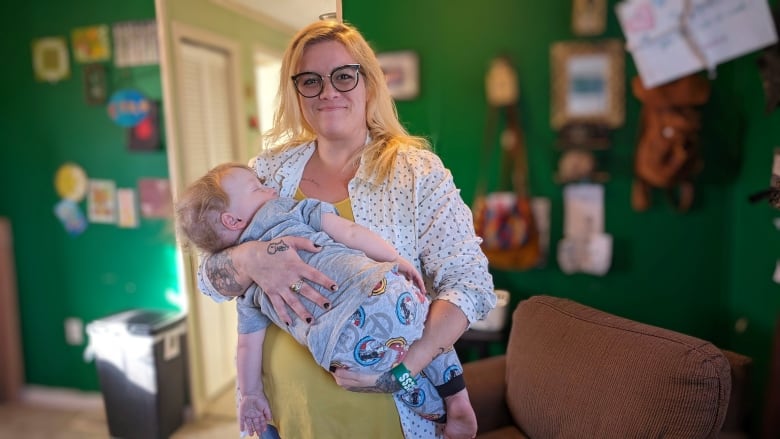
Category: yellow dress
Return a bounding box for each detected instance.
[262,191,403,438]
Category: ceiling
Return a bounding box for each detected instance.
[219,0,339,31]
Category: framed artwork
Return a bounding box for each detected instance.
[87,179,117,224]
[83,64,107,105]
[31,37,70,83]
[71,25,111,63]
[138,178,172,219]
[377,51,419,100]
[550,40,624,129]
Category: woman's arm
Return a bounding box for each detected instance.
[333,150,495,390]
[198,236,336,325]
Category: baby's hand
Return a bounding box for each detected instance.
[239,393,273,437]
[395,257,426,294]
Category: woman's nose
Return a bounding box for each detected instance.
[319,79,339,98]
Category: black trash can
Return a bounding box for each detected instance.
[86,309,188,439]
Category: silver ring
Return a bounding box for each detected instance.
[290,279,304,293]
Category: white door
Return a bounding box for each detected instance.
[171,24,243,408]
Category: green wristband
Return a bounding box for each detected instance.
[391,362,417,392]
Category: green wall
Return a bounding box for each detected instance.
[1,0,777,433]
[0,0,293,394]
[0,1,176,390]
[343,0,779,433]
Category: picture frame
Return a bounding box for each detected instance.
[377,51,419,100]
[550,40,624,130]
[83,64,107,105]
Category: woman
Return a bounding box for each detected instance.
[197,20,494,438]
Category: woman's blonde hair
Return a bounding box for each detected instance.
[264,20,430,183]
[175,163,252,253]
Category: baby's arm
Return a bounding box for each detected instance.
[322,213,425,293]
[236,329,272,437]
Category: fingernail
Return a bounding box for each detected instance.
[330,284,338,291]
[306,317,312,324]
[329,365,337,372]
[314,243,322,248]
[324,302,330,309]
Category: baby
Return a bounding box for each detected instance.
[175,163,474,437]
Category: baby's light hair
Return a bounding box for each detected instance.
[175,163,253,253]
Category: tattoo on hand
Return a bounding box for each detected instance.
[376,371,402,393]
[209,251,244,294]
[347,371,401,394]
[267,239,290,254]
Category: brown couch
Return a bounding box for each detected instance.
[463,295,752,439]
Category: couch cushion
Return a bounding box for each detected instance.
[505,295,731,439]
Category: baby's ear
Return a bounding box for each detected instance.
[221,212,243,230]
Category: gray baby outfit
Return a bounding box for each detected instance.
[235,198,464,429]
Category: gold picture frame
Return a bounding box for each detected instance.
[550,40,624,129]
[377,51,420,101]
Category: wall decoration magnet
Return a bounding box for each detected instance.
[31,37,70,83]
[128,101,160,151]
[107,89,150,127]
[572,0,607,36]
[87,179,117,224]
[71,25,111,63]
[138,178,172,219]
[54,199,87,236]
[112,20,159,67]
[117,188,139,228]
[54,162,88,202]
[83,64,108,105]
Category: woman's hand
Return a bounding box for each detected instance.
[331,368,401,394]
[394,257,426,294]
[213,236,337,324]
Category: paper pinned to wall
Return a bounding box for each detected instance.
[616,0,778,88]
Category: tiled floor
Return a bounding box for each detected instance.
[0,387,238,439]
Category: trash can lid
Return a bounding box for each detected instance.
[89,309,186,336]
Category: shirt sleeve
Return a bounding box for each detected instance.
[236,294,271,334]
[412,151,496,324]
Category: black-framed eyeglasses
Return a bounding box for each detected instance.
[291,64,361,98]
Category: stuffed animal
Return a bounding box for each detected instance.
[631,74,710,212]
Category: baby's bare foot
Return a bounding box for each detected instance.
[443,389,477,439]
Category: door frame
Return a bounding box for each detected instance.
[156,12,245,417]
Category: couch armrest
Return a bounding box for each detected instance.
[463,354,513,433]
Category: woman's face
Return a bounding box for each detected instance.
[295,40,367,143]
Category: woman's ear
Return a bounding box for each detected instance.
[221,212,243,230]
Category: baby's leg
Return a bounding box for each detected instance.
[443,388,478,439]
[424,349,477,436]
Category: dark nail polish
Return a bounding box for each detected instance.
[329,365,337,372]
[330,284,338,291]
[324,302,331,309]
[306,317,312,324]
[314,243,322,248]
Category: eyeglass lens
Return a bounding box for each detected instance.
[292,64,360,98]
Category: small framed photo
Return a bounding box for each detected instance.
[83,64,107,105]
[377,51,419,100]
[550,40,624,129]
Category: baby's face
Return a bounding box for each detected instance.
[222,167,278,225]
